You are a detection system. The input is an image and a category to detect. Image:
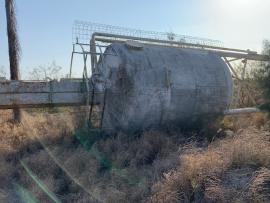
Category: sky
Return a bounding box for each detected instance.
[0,0,270,78]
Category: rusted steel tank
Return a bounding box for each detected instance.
[97,42,233,133]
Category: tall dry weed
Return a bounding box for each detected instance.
[150,127,270,202]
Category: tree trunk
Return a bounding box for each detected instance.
[5,0,21,122]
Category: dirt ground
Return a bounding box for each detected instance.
[0,109,269,203]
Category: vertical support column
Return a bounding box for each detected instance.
[224,57,240,80]
[5,0,21,122]
[69,44,75,78]
[236,59,247,104]
[90,39,97,74]
[224,57,256,107]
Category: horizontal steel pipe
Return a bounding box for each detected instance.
[92,34,270,61]
[223,107,260,115]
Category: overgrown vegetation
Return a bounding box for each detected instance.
[255,40,270,112]
[229,40,270,110]
[150,124,270,202]
[0,40,270,202]
[0,109,269,202]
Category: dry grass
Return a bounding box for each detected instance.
[150,125,270,203]
[0,110,269,202]
[221,112,269,131]
[249,167,270,202]
[0,110,188,202]
[0,110,75,152]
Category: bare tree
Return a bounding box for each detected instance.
[254,40,270,112]
[28,61,62,80]
[0,66,7,78]
[5,0,21,122]
[167,32,176,41]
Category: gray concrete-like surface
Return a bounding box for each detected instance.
[97,42,233,133]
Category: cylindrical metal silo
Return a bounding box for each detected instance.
[96,42,233,133]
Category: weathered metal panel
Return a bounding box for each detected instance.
[97,43,233,133]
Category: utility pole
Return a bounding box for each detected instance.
[5,0,21,122]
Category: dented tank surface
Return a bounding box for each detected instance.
[96,42,233,133]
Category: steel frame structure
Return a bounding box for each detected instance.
[69,22,270,111]
[1,22,269,116]
[70,21,269,77]
[72,21,223,47]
